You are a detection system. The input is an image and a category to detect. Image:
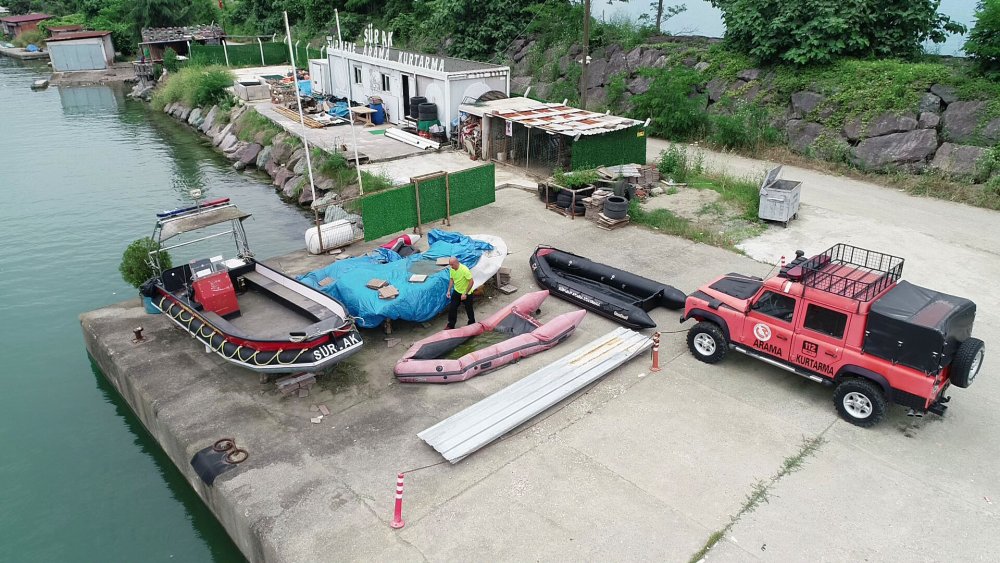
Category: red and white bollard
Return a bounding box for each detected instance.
[780,255,786,269]
[650,332,662,372]
[390,472,405,529]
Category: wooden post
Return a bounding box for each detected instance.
[444,173,452,226]
[413,180,423,235]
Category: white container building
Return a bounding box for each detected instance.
[326,40,509,135]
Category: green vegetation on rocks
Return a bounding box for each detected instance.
[966,0,1000,77]
[152,65,234,111]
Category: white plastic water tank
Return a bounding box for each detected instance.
[305,220,357,254]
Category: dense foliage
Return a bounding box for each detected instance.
[120,237,171,288]
[965,0,1000,76]
[710,0,966,65]
[630,68,708,139]
[151,65,235,110]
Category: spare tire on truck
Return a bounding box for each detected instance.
[950,338,985,388]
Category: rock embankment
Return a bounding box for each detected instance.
[158,101,350,209]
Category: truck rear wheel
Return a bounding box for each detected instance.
[687,321,727,364]
[833,379,887,428]
[950,338,985,388]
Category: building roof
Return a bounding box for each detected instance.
[46,30,111,42]
[1,12,51,23]
[141,25,223,44]
[48,24,83,32]
[459,98,643,137]
[329,42,506,74]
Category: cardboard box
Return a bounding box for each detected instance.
[366,278,388,289]
[409,274,428,283]
[378,285,400,299]
[436,257,451,266]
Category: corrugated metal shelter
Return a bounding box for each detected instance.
[460,97,647,173]
[47,31,114,71]
[140,25,223,60]
[418,327,652,463]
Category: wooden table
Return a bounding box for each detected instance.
[350,106,376,127]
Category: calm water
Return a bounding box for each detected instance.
[614,0,976,56]
[0,57,311,561]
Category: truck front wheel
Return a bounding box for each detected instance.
[833,379,887,428]
[687,321,728,364]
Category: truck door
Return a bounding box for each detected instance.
[743,290,798,362]
[791,304,849,380]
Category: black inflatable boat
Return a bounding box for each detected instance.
[529,246,686,329]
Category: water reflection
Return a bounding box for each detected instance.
[87,358,247,563]
[58,85,123,114]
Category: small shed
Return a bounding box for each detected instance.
[140,25,223,61]
[1,12,51,36]
[460,97,646,175]
[47,30,114,71]
[48,24,83,37]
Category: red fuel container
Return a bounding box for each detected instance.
[193,271,240,317]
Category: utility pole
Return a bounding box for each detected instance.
[580,0,591,108]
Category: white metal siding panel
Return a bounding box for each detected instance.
[418,328,652,463]
[50,42,107,71]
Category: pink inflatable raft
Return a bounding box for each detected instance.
[394,290,587,383]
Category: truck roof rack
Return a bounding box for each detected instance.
[790,243,904,302]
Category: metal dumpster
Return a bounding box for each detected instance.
[758,166,801,227]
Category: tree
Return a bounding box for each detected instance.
[709,0,967,65]
[965,0,1000,75]
[650,1,686,32]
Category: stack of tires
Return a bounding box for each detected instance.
[603,196,628,220]
[417,103,438,121]
[408,96,427,119]
[556,190,586,216]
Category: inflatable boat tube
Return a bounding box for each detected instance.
[394,290,586,383]
[529,246,686,329]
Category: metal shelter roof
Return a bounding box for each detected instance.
[157,205,251,241]
[418,327,652,463]
[459,98,643,137]
[1,13,51,23]
[46,30,111,42]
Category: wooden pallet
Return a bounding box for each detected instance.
[546,203,585,219]
[273,105,328,129]
[595,213,631,231]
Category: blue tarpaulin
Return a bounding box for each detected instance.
[298,230,494,328]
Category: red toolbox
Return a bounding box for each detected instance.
[193,271,240,317]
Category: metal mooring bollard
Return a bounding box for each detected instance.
[132,326,145,343]
[650,332,662,372]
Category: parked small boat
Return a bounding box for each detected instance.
[30,79,48,90]
[142,198,363,373]
[529,246,686,329]
[394,290,586,383]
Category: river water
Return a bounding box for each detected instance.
[0,57,311,561]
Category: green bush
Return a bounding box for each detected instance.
[360,170,395,193]
[710,0,966,64]
[966,0,1000,76]
[236,109,283,144]
[12,30,44,48]
[630,68,709,140]
[657,144,703,183]
[553,168,599,189]
[708,103,781,151]
[120,237,172,289]
[606,72,628,110]
[163,47,180,73]
[152,65,235,111]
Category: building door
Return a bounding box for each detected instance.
[401,75,411,120]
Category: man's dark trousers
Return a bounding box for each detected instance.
[446,290,475,328]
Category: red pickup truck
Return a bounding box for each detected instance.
[681,244,984,427]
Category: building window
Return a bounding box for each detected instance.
[752,291,796,323]
[353,67,362,84]
[381,73,391,92]
[803,304,848,339]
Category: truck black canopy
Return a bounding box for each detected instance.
[863,281,976,374]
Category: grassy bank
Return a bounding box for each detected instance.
[151,65,234,111]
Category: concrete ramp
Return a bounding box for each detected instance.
[418,327,653,463]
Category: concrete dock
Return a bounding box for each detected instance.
[0,45,49,60]
[82,185,1000,561]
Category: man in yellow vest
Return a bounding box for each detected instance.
[445,256,475,329]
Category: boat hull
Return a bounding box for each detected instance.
[394,290,587,383]
[529,246,686,330]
